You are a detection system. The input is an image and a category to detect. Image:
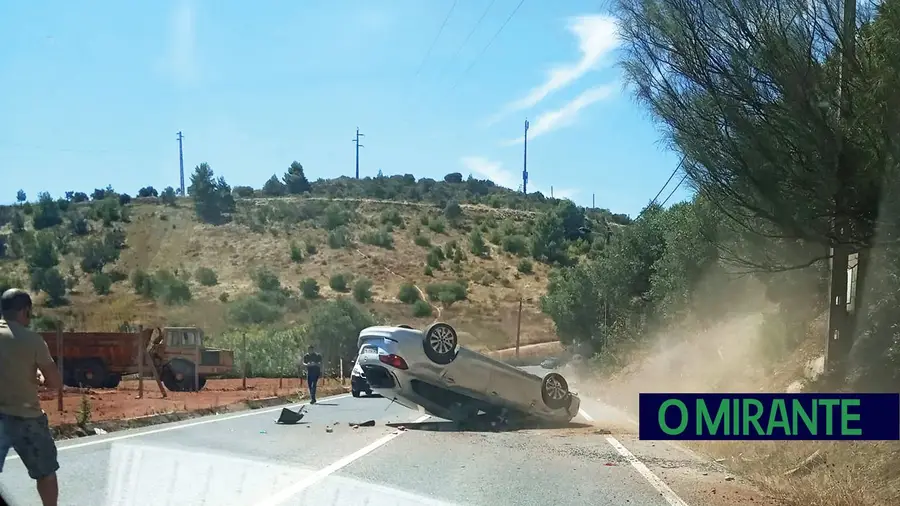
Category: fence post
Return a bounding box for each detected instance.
[137,325,144,399]
[515,297,523,360]
[194,344,200,392]
[241,332,247,390]
[56,326,63,412]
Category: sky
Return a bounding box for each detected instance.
[0,0,692,217]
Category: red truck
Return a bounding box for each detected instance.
[41,326,234,391]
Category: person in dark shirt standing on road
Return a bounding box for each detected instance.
[302,345,323,404]
[0,289,63,506]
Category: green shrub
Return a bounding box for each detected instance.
[428,218,446,234]
[469,229,488,257]
[412,300,433,317]
[290,242,304,263]
[517,258,534,274]
[228,294,283,325]
[425,281,467,303]
[196,267,218,286]
[414,234,431,247]
[352,278,373,303]
[328,226,351,249]
[503,235,529,256]
[329,273,352,292]
[91,272,112,295]
[397,283,421,304]
[360,228,394,249]
[380,208,403,226]
[253,268,281,292]
[300,277,320,299]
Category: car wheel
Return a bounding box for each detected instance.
[423,322,458,365]
[352,390,360,398]
[541,372,571,410]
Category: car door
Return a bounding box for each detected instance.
[484,358,542,412]
[438,347,493,397]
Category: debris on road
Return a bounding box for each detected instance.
[325,426,333,433]
[349,420,376,428]
[275,406,307,425]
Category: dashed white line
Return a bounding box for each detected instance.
[581,406,691,506]
[5,394,351,461]
[605,436,690,506]
[254,414,432,506]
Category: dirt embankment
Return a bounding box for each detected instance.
[40,377,348,427]
[579,312,899,506]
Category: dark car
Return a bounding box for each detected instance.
[350,356,373,397]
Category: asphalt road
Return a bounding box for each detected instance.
[1,367,775,506]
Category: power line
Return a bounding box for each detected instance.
[636,156,686,220]
[661,174,687,206]
[444,0,498,73]
[649,157,683,206]
[412,0,459,80]
[406,0,498,112]
[449,0,528,93]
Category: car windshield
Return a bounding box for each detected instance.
[6,1,890,505]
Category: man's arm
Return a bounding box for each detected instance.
[34,335,62,390]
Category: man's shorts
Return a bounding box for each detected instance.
[0,413,59,480]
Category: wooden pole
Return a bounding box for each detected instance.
[137,325,144,399]
[194,343,201,392]
[56,326,63,412]
[515,297,523,360]
[242,332,247,390]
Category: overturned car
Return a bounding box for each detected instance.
[355,322,580,424]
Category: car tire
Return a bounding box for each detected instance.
[541,372,571,410]
[423,322,458,365]
[352,390,360,398]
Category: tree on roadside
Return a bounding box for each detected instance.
[283,161,311,194]
[188,163,236,224]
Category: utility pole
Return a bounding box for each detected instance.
[825,0,857,377]
[592,193,595,209]
[177,131,185,196]
[522,119,529,195]
[353,128,365,179]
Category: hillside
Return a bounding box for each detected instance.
[0,172,622,352]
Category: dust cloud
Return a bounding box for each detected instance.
[568,272,896,506]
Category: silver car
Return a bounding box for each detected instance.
[354,322,580,424]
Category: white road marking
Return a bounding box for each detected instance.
[605,436,690,506]
[254,414,432,506]
[580,406,690,506]
[591,398,726,471]
[4,394,351,461]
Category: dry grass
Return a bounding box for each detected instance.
[689,440,900,506]
[579,274,899,506]
[11,199,555,347]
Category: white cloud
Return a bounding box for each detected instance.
[502,83,617,146]
[460,156,578,200]
[486,15,619,125]
[162,0,199,86]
